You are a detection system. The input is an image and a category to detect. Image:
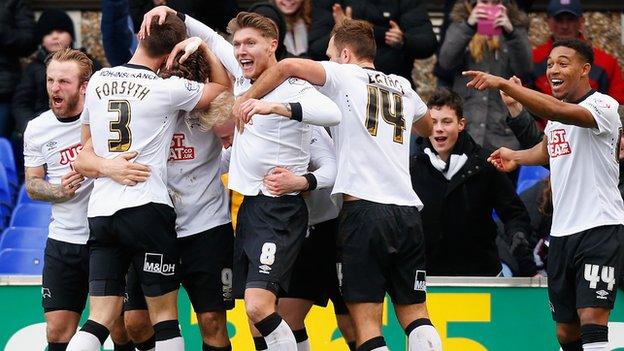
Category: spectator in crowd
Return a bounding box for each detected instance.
[101,0,138,66]
[130,0,238,34]
[410,89,537,277]
[0,0,36,138]
[248,2,291,60]
[438,0,532,152]
[434,0,533,87]
[12,9,102,136]
[532,0,624,105]
[270,0,311,57]
[308,0,437,86]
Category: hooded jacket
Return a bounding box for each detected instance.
[438,0,532,150]
[410,131,537,276]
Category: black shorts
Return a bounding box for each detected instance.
[283,218,348,315]
[88,202,179,298]
[233,194,308,298]
[42,238,89,313]
[547,224,624,323]
[125,223,235,313]
[338,200,427,305]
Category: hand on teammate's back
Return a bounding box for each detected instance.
[60,170,85,197]
[103,152,151,186]
[263,167,308,196]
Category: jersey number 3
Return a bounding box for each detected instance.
[108,100,132,152]
[365,85,405,144]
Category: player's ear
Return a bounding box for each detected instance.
[581,62,591,78]
[80,80,88,95]
[458,117,466,131]
[269,38,278,54]
[341,48,350,63]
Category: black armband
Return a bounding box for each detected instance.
[176,12,186,22]
[289,102,303,122]
[303,173,317,191]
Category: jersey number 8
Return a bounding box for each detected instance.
[108,100,132,152]
[365,85,406,144]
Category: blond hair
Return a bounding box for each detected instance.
[227,11,279,39]
[46,48,93,83]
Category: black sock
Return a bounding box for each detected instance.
[202,343,232,351]
[114,341,135,351]
[47,342,69,351]
[357,336,386,351]
[253,336,268,350]
[560,339,582,351]
[581,324,608,345]
[254,313,283,337]
[347,341,357,351]
[293,328,308,343]
[135,334,156,350]
[81,319,110,345]
[153,320,181,342]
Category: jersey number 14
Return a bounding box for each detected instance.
[108,100,132,152]
[365,85,406,144]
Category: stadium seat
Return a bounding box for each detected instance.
[0,248,44,275]
[0,164,12,226]
[0,138,17,193]
[516,166,549,194]
[9,204,52,228]
[0,227,48,250]
[17,184,45,205]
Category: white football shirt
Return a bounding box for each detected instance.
[545,91,624,237]
[82,64,203,217]
[318,61,427,208]
[23,110,93,245]
[167,113,231,238]
[228,79,340,196]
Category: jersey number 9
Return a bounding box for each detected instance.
[108,100,132,152]
[365,85,406,144]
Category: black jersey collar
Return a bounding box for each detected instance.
[56,112,81,123]
[569,89,596,104]
[123,63,156,73]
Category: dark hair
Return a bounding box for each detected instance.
[552,38,594,65]
[331,19,376,61]
[427,88,464,118]
[142,15,187,57]
[158,51,210,83]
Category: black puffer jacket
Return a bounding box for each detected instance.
[410,131,537,276]
[12,47,103,133]
[0,0,36,101]
[309,0,436,85]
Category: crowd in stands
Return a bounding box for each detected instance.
[0,0,623,279]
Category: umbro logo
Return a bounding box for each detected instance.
[596,290,609,300]
[42,288,51,298]
[45,141,58,151]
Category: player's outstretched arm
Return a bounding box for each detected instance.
[25,166,82,203]
[463,70,597,128]
[234,58,327,120]
[487,137,549,172]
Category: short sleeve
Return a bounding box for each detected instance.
[23,123,45,168]
[407,84,428,124]
[167,76,205,112]
[80,104,90,124]
[317,61,344,96]
[579,95,619,135]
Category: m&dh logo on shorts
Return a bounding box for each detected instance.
[143,253,176,276]
[414,270,427,292]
